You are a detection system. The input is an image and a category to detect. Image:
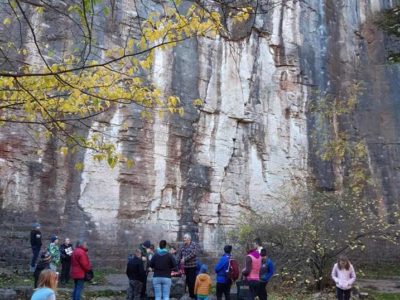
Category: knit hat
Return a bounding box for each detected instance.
[32,223,41,229]
[142,240,151,248]
[50,235,58,243]
[41,252,51,263]
[200,264,208,274]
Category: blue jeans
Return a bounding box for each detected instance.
[152,277,172,300]
[72,279,85,300]
[31,246,41,268]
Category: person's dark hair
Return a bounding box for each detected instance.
[337,255,350,270]
[224,245,232,254]
[254,238,262,246]
[159,240,167,249]
[260,248,267,257]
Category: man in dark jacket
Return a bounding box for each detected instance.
[214,245,232,300]
[178,233,199,299]
[30,223,42,272]
[59,237,73,285]
[126,249,146,300]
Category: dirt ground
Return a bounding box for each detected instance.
[358,278,400,294]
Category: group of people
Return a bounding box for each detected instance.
[125,235,356,300]
[126,235,275,300]
[30,223,356,300]
[30,223,92,300]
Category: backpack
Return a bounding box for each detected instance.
[227,258,240,282]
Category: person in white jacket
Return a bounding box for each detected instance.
[331,256,356,300]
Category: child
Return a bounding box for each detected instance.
[331,255,356,300]
[194,264,212,300]
[48,235,60,271]
[258,248,274,300]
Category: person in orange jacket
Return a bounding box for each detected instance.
[194,264,212,300]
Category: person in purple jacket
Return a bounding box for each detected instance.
[331,255,356,300]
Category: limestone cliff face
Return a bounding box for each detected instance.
[0,0,399,267]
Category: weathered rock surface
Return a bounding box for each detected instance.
[0,0,399,268]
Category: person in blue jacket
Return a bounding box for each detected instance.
[258,248,274,300]
[214,245,232,300]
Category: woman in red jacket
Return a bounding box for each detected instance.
[71,240,92,300]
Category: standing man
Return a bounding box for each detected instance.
[71,240,92,300]
[126,249,146,300]
[214,245,232,300]
[179,233,198,299]
[59,237,73,285]
[30,223,42,272]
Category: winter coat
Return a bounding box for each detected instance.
[70,246,91,280]
[48,243,60,265]
[149,248,177,278]
[214,254,230,284]
[194,273,212,296]
[178,242,198,268]
[331,263,356,290]
[30,229,42,248]
[259,258,274,282]
[126,255,146,282]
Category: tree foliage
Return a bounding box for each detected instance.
[0,0,256,167]
[375,5,400,63]
[230,189,400,291]
[309,82,371,196]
